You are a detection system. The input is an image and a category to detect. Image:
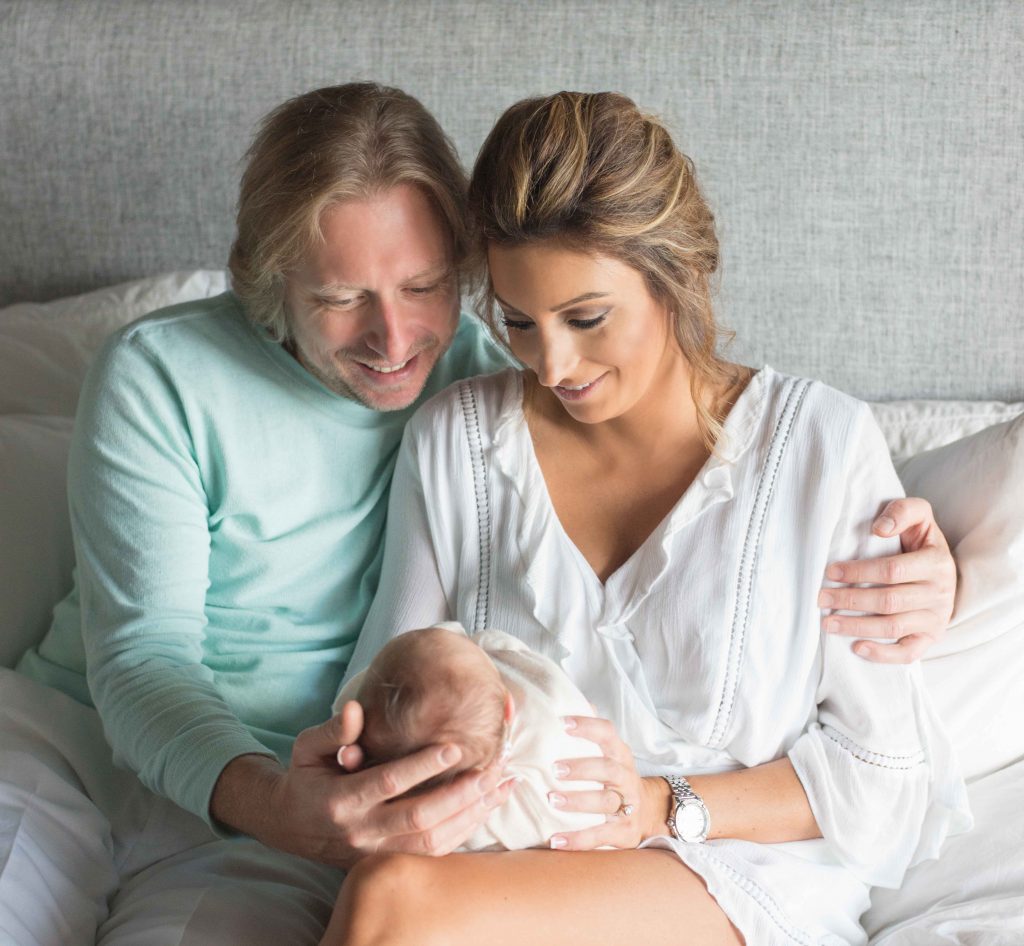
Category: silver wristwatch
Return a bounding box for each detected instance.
[663,775,710,843]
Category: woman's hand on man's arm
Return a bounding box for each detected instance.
[821,496,957,663]
[209,699,515,869]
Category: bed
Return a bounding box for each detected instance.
[2,1,1022,941]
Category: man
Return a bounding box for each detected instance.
[0,83,955,944]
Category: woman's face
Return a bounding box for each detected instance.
[487,240,683,424]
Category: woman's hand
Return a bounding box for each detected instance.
[820,497,957,663]
[546,714,667,850]
[210,699,515,869]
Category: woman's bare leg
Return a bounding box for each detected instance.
[322,849,743,946]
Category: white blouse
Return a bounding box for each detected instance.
[345,366,971,946]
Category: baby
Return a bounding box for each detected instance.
[333,622,605,851]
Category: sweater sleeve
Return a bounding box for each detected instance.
[72,329,274,828]
[787,404,971,887]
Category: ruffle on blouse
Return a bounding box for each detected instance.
[484,368,770,769]
[788,678,973,889]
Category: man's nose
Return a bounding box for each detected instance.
[363,297,414,363]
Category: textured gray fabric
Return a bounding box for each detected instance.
[1,0,1021,400]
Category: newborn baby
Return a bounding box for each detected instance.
[333,622,605,851]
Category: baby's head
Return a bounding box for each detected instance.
[357,626,511,788]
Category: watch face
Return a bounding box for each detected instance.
[677,800,709,841]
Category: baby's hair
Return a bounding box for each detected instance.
[357,628,507,791]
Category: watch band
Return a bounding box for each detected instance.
[663,774,710,844]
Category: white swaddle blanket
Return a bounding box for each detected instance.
[334,624,607,851]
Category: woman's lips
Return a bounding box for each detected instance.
[552,373,605,401]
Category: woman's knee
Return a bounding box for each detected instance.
[332,853,445,946]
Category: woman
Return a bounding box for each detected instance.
[324,92,970,945]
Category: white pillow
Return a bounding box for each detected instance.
[0,269,228,416]
[894,412,1024,783]
[870,399,1024,465]
[0,415,74,669]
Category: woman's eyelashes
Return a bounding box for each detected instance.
[500,311,609,332]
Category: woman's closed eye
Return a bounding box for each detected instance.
[500,312,608,332]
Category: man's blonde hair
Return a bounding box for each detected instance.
[229,82,470,341]
[468,91,741,450]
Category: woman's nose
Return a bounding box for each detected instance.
[534,330,579,388]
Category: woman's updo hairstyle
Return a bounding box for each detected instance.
[468,91,736,450]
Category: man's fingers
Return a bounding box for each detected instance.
[383,775,516,856]
[818,582,935,615]
[337,743,365,771]
[356,742,463,806]
[823,609,940,641]
[850,633,935,664]
[825,546,948,586]
[292,704,364,767]
[872,497,936,540]
[370,762,504,837]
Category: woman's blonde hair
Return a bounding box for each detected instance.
[468,91,738,450]
[229,82,469,341]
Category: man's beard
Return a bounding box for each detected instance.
[295,338,439,411]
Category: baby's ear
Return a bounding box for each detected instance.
[503,690,516,722]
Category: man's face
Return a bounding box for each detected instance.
[283,184,460,412]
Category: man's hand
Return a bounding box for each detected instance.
[819,497,957,664]
[209,699,514,868]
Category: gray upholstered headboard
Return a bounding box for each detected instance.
[2,0,1021,401]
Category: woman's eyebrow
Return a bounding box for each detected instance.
[494,291,610,314]
[551,292,610,312]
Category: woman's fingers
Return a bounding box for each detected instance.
[562,715,631,764]
[549,821,632,851]
[549,788,633,817]
[553,754,625,786]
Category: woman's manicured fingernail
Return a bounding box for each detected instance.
[549,835,567,849]
[825,618,840,633]
[826,564,844,581]
[562,717,577,731]
[553,762,570,778]
[818,591,834,608]
[548,792,566,808]
[876,515,896,535]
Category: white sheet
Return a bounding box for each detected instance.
[865,759,1024,944]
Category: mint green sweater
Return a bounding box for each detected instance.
[18,292,509,824]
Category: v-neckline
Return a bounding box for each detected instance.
[512,369,762,595]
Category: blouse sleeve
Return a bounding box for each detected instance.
[341,419,454,689]
[787,404,971,888]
